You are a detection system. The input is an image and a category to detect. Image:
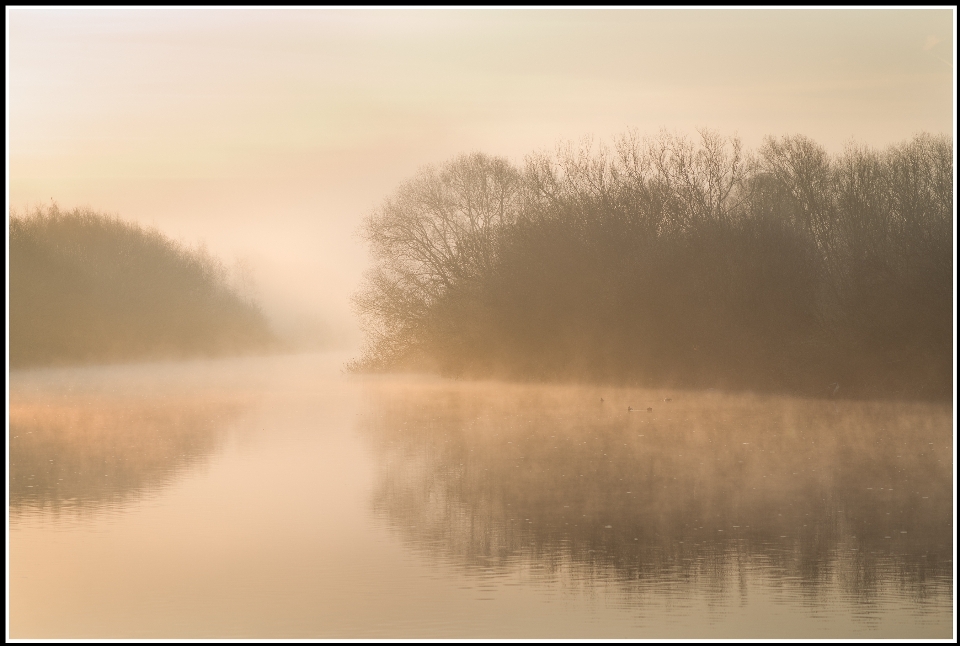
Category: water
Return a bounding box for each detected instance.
[8,353,954,638]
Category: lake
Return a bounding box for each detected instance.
[8,353,954,638]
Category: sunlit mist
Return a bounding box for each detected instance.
[8,8,953,349]
[7,8,955,641]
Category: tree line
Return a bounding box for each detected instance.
[10,206,275,367]
[351,130,952,399]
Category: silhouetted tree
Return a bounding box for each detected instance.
[10,206,275,367]
[352,131,952,399]
[351,153,522,370]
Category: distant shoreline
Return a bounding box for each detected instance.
[10,206,277,369]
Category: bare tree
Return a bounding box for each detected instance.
[353,152,522,368]
[351,131,952,398]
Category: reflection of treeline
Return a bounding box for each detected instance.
[10,206,274,367]
[9,394,241,515]
[353,132,952,399]
[360,380,954,602]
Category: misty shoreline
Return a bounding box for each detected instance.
[8,131,953,404]
[9,207,277,369]
[351,131,953,402]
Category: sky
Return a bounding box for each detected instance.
[6,8,955,348]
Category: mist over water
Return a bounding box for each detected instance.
[9,361,254,518]
[7,8,955,640]
[362,379,952,630]
[9,354,952,638]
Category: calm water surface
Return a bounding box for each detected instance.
[8,353,955,638]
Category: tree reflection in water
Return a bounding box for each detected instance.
[359,379,953,606]
[10,392,244,517]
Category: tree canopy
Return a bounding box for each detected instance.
[10,206,275,367]
[351,131,952,400]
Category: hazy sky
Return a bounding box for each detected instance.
[6,8,955,346]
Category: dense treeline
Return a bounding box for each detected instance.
[10,206,275,367]
[351,131,953,399]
